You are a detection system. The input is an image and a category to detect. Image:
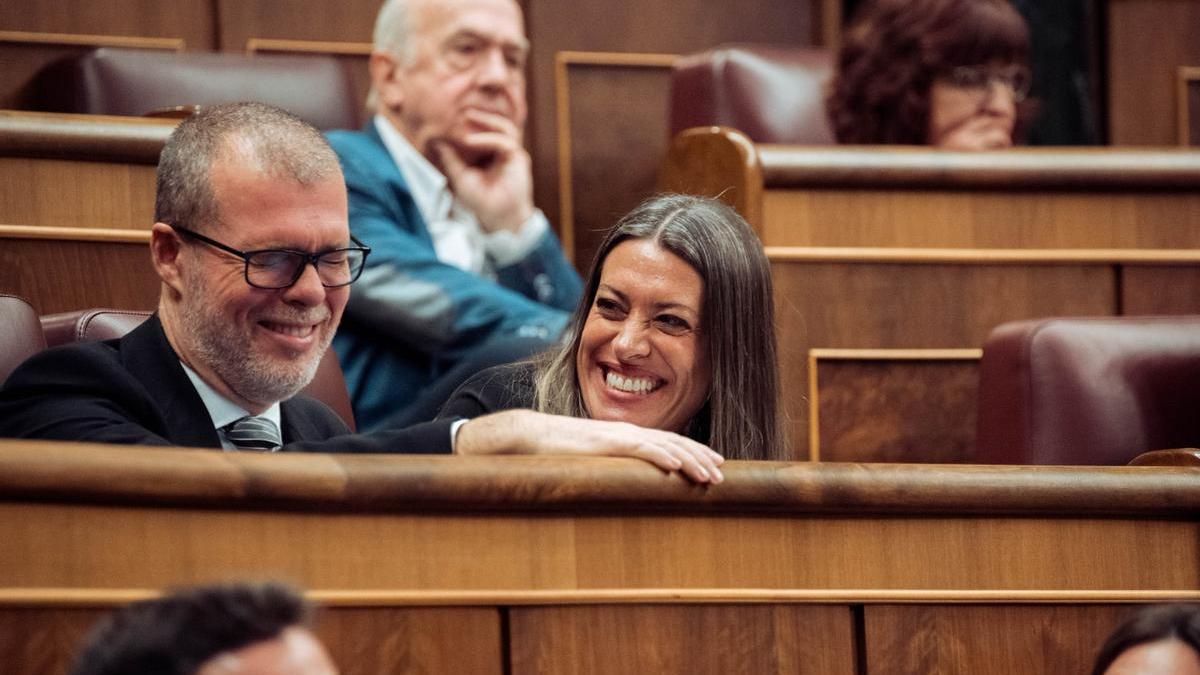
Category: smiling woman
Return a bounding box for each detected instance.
[439,194,784,461]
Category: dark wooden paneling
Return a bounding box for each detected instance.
[772,259,1116,460]
[864,605,1130,674]
[815,357,979,463]
[0,608,102,675]
[563,62,674,269]
[1107,0,1200,145]
[527,1,816,234]
[510,604,855,675]
[215,0,376,47]
[0,606,503,675]
[1121,265,1200,315]
[0,237,158,313]
[315,607,503,675]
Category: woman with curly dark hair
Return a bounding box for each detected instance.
[826,0,1031,149]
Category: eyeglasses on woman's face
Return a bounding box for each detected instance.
[945,64,1032,102]
[170,225,370,290]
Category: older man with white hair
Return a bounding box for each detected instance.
[327,0,582,431]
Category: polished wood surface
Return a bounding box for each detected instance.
[662,127,1200,248]
[1108,0,1200,145]
[864,605,1131,674]
[0,226,157,313]
[810,350,980,464]
[510,604,855,674]
[1,442,1198,674]
[554,51,677,267]
[0,111,171,231]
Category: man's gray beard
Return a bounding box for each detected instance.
[180,291,330,407]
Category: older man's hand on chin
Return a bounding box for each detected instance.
[454,410,726,484]
[433,108,534,236]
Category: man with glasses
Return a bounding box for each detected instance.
[327,0,583,431]
[0,102,724,482]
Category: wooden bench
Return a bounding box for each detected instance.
[0,442,1197,674]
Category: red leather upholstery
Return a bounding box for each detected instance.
[31,47,360,131]
[38,308,356,431]
[669,44,834,144]
[976,316,1200,465]
[0,294,47,386]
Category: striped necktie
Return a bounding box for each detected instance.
[223,415,282,452]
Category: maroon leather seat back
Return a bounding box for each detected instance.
[976,316,1200,465]
[670,44,834,144]
[31,47,360,131]
[38,308,356,431]
[0,294,47,386]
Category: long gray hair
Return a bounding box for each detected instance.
[532,194,784,460]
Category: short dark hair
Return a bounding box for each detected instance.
[154,101,342,234]
[826,0,1030,144]
[1091,604,1200,675]
[70,581,311,675]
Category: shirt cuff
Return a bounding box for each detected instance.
[482,209,549,268]
[449,418,469,454]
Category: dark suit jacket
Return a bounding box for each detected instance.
[0,315,454,453]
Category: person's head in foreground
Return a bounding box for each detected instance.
[368,0,528,166]
[532,194,783,461]
[70,582,337,675]
[153,102,364,415]
[826,0,1031,150]
[1092,604,1200,675]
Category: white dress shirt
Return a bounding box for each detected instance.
[180,362,282,451]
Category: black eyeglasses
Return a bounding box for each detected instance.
[170,225,371,290]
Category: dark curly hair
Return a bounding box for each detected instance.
[826,0,1030,144]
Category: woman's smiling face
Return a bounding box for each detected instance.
[575,238,710,434]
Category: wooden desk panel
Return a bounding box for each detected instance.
[660,127,1200,250]
[0,227,157,313]
[770,251,1118,460]
[0,111,172,230]
[864,605,1131,674]
[1,444,1199,674]
[510,605,855,674]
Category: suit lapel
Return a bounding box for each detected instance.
[120,315,223,448]
[362,121,432,246]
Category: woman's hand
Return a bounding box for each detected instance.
[455,410,725,484]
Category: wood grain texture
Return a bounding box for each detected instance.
[0,231,157,313]
[812,357,979,464]
[509,604,855,675]
[0,608,100,675]
[559,60,675,269]
[5,441,1200,516]
[527,0,815,234]
[863,604,1132,675]
[0,606,502,675]
[664,129,1200,250]
[771,256,1116,459]
[1121,265,1200,315]
[1108,0,1200,145]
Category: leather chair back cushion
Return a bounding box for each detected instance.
[0,295,47,386]
[976,316,1200,465]
[38,309,355,432]
[32,47,360,131]
[670,44,834,144]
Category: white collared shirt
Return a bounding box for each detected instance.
[180,362,282,451]
[373,115,548,274]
